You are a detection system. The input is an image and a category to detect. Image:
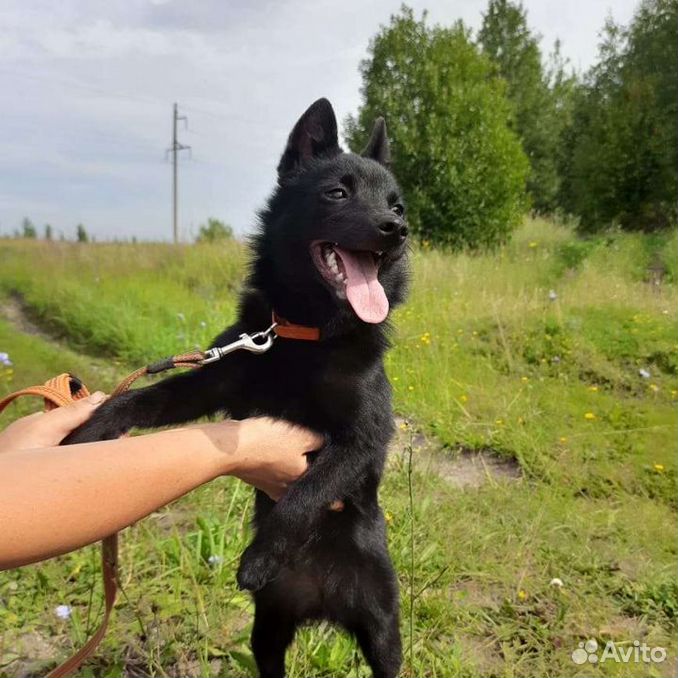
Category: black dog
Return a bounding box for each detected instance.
[65,98,409,678]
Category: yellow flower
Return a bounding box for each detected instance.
[521,376,529,383]
[398,422,409,431]
[495,418,504,425]
[654,464,665,472]
[518,590,528,600]
[459,394,468,403]
[385,511,394,525]
[393,376,399,381]
[671,389,678,398]
[584,412,596,420]
[589,385,599,392]
[408,386,414,391]
[559,436,568,444]
[517,417,525,425]
[528,241,538,248]
[649,384,659,393]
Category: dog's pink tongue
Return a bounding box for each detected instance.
[334,247,389,323]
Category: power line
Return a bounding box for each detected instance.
[166,103,191,244]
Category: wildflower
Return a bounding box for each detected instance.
[528,241,538,248]
[393,376,399,381]
[639,368,651,379]
[0,352,12,367]
[584,412,596,420]
[199,320,207,329]
[207,555,224,566]
[548,290,558,302]
[588,385,598,392]
[517,417,525,425]
[559,436,568,444]
[654,464,664,473]
[671,389,677,398]
[384,511,394,525]
[649,384,659,393]
[549,578,564,588]
[495,419,504,425]
[459,394,468,403]
[518,590,528,600]
[398,421,409,431]
[408,386,414,391]
[55,604,72,620]
[521,376,529,383]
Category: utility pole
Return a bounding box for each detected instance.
[167,103,191,243]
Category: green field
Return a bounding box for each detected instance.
[1,219,677,677]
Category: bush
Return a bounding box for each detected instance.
[196,218,233,244]
[345,8,529,250]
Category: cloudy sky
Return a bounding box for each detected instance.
[0,0,638,241]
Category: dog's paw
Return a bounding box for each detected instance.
[236,545,280,591]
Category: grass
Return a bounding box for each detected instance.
[0,218,676,677]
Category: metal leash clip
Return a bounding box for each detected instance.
[201,323,277,364]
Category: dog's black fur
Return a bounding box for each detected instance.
[64,98,409,678]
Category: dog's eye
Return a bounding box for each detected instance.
[326,188,348,200]
[391,203,404,217]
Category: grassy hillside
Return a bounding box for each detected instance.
[0,219,676,677]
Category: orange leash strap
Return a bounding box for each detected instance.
[0,373,119,678]
[0,336,277,675]
[0,355,206,676]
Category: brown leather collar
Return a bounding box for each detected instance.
[272,311,321,341]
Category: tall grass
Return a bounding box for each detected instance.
[1,218,676,677]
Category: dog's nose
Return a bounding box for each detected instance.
[379,220,408,242]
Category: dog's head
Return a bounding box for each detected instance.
[253,98,409,329]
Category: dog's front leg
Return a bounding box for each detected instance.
[236,432,387,591]
[62,365,233,444]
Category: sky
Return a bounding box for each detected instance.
[0,0,639,242]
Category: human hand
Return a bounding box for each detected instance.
[218,417,323,500]
[0,392,108,453]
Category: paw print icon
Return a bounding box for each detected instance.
[572,639,599,665]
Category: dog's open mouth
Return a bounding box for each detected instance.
[310,241,389,324]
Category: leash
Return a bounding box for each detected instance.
[0,322,289,676]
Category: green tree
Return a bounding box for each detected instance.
[76,224,89,243]
[196,218,233,243]
[346,7,528,249]
[561,0,677,232]
[44,224,53,240]
[478,0,563,212]
[21,218,37,239]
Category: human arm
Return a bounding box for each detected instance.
[0,397,322,570]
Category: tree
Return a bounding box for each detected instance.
[478,0,563,212]
[21,218,37,239]
[76,224,89,243]
[561,0,677,232]
[346,8,528,249]
[196,218,233,243]
[44,224,53,240]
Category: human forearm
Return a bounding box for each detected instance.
[0,424,235,569]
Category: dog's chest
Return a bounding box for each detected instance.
[229,345,377,427]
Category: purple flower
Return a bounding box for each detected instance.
[0,352,12,367]
[55,604,72,620]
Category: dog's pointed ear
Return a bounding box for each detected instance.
[277,98,340,179]
[361,117,390,166]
